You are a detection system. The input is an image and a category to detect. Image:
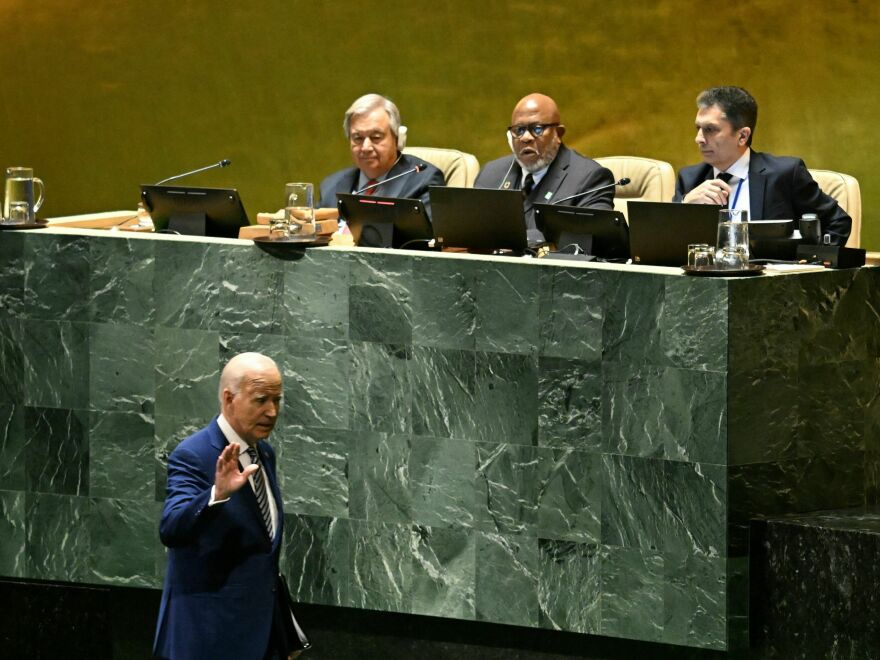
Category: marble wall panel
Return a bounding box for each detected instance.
[537,357,603,452]
[0,316,23,404]
[0,231,25,317]
[349,252,413,345]
[280,426,350,519]
[0,404,25,490]
[25,406,89,496]
[409,256,478,351]
[0,489,26,577]
[600,545,665,643]
[88,498,162,588]
[473,351,538,445]
[410,346,476,440]
[603,270,666,367]
[663,550,727,650]
[89,234,156,326]
[25,491,90,582]
[22,320,89,410]
[409,437,476,529]
[348,431,411,525]
[281,514,351,608]
[349,342,411,434]
[474,262,541,355]
[283,338,350,430]
[154,327,220,421]
[89,411,155,501]
[23,234,90,322]
[348,519,414,614]
[536,539,601,634]
[475,531,539,627]
[283,249,350,341]
[89,323,155,414]
[410,524,476,619]
[660,276,728,372]
[537,266,605,362]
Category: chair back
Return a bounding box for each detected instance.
[595,156,676,219]
[403,146,480,188]
[808,169,861,248]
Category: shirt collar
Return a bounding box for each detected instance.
[522,164,551,187]
[218,414,247,449]
[715,148,750,182]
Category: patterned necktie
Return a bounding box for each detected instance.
[523,173,535,195]
[246,447,273,538]
[363,179,379,195]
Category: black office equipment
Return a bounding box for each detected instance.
[141,185,250,238]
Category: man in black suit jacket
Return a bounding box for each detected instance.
[318,93,444,213]
[474,93,615,243]
[673,86,851,245]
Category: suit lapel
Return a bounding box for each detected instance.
[532,145,571,206]
[749,152,766,219]
[379,155,409,198]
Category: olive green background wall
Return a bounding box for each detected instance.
[1,0,877,246]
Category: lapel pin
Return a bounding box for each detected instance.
[502,181,511,190]
[544,192,553,200]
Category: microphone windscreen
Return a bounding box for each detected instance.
[618,177,631,185]
[220,159,231,167]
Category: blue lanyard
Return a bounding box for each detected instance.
[730,178,745,209]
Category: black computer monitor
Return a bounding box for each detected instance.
[534,204,630,260]
[336,193,433,249]
[141,185,250,238]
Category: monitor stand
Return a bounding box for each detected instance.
[168,213,207,236]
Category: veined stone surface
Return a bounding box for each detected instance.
[1,230,878,651]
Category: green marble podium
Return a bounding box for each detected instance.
[1,229,877,651]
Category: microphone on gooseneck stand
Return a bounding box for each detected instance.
[553,177,630,205]
[155,159,232,185]
[354,164,426,195]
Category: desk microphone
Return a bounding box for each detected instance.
[554,177,630,205]
[354,164,425,195]
[156,159,232,185]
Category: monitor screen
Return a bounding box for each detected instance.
[141,185,250,238]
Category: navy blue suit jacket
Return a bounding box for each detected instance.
[673,150,852,246]
[153,419,283,660]
[318,152,445,216]
[474,144,615,242]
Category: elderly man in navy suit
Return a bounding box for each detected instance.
[154,352,298,660]
[673,85,851,245]
[318,93,445,210]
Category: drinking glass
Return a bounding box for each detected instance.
[715,209,749,268]
[4,167,44,222]
[687,243,715,267]
[284,182,315,238]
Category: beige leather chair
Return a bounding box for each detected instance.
[595,156,676,219]
[808,169,861,248]
[402,146,480,188]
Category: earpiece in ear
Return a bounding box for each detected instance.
[397,125,408,150]
[506,130,514,152]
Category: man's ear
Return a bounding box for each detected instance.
[739,127,751,145]
[556,124,566,140]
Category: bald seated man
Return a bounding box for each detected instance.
[155,353,302,660]
[475,93,615,243]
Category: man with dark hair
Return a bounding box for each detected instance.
[318,93,444,209]
[673,85,851,245]
[475,93,615,243]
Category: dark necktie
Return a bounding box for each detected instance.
[523,174,535,195]
[717,172,734,207]
[246,447,273,538]
[363,179,379,195]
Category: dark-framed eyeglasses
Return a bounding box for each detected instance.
[507,123,559,139]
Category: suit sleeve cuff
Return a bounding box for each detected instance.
[208,485,230,506]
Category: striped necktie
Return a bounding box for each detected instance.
[363,179,379,195]
[246,447,273,538]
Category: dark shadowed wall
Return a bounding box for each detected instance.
[0,0,876,246]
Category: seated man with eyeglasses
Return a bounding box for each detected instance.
[474,93,615,242]
[318,93,445,211]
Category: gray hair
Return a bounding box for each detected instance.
[218,352,279,404]
[342,93,402,140]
